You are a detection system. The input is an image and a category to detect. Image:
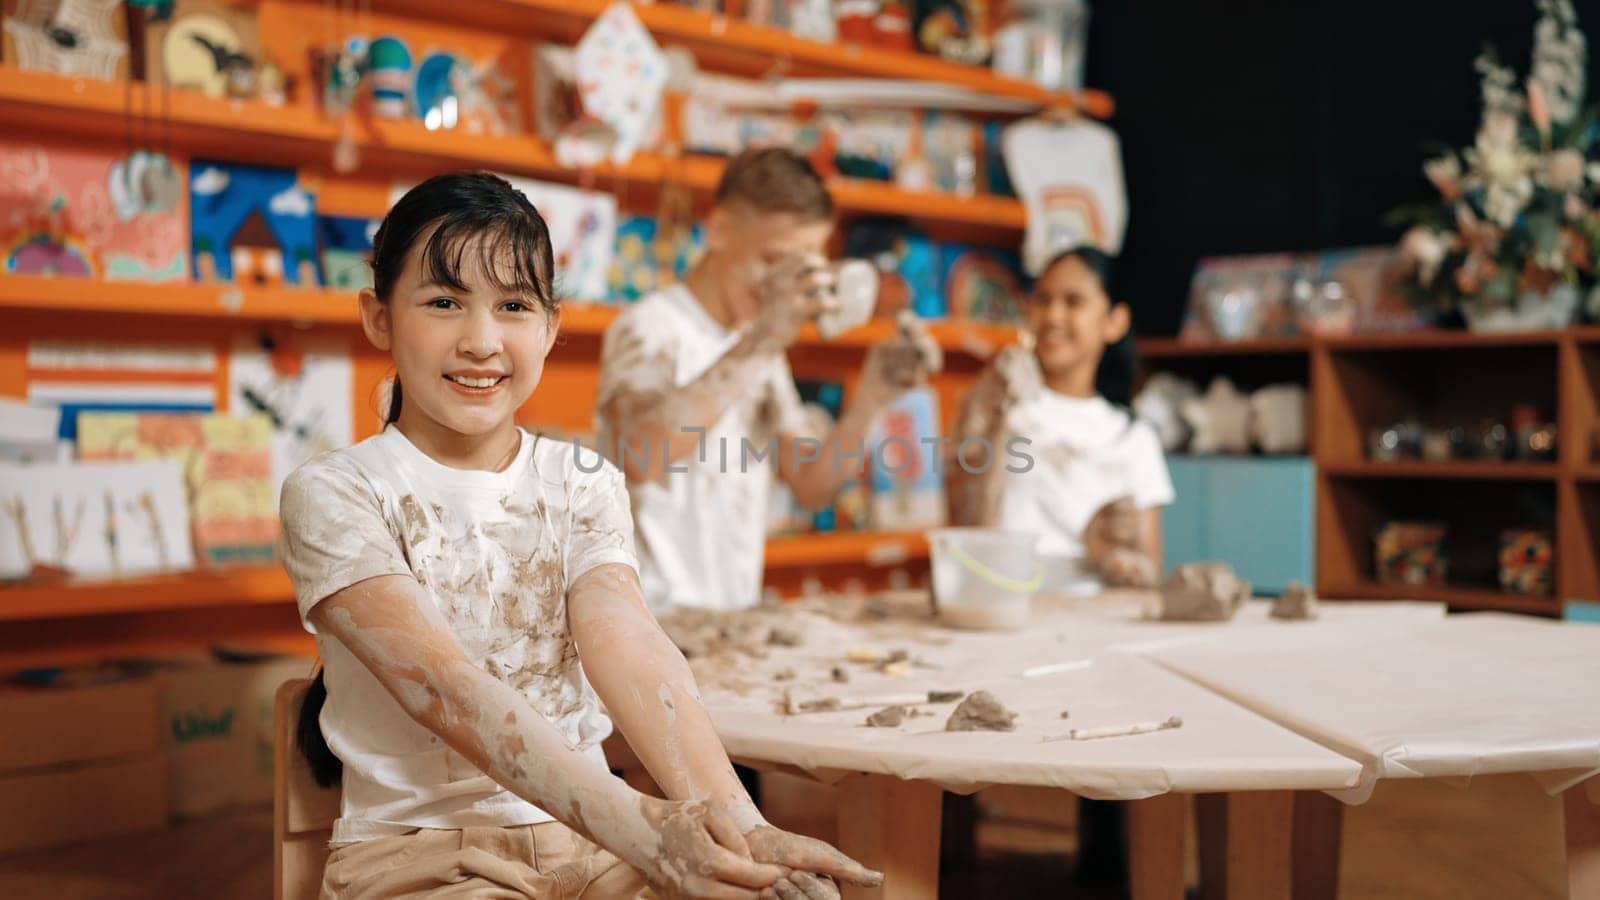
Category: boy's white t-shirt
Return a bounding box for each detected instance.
[278,427,636,844]
[596,284,812,612]
[997,390,1174,595]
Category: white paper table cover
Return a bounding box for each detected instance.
[1143,612,1600,802]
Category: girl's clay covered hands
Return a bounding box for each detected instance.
[743,824,884,900]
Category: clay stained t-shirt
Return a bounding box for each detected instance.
[278,427,636,843]
[595,284,812,612]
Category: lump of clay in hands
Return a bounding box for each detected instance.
[944,690,1017,732]
[1083,497,1160,588]
[1152,562,1251,622]
[1271,581,1319,621]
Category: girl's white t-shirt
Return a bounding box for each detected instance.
[996,390,1174,595]
[278,427,637,843]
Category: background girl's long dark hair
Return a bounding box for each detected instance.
[1034,246,1138,408]
[296,172,556,789]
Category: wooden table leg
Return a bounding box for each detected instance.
[1568,777,1600,900]
[1291,791,1343,900]
[1197,791,1294,900]
[835,774,943,900]
[1126,793,1186,900]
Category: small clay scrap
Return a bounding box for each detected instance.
[1152,562,1251,622]
[864,705,910,727]
[772,668,796,682]
[944,690,1017,732]
[927,690,965,703]
[1083,497,1160,588]
[794,696,842,713]
[1059,709,1071,719]
[830,666,851,683]
[1271,582,1319,621]
[767,625,803,647]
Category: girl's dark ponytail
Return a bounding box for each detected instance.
[297,669,342,788]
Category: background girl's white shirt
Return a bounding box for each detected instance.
[596,283,812,612]
[996,390,1174,596]
[278,427,636,843]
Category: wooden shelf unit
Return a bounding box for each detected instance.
[0,67,1028,235]
[1138,329,1600,614]
[0,0,1105,670]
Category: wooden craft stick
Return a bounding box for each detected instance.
[785,690,966,715]
[1043,716,1183,743]
[1021,658,1094,678]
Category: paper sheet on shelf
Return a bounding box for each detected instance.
[684,595,1371,800]
[1143,612,1600,803]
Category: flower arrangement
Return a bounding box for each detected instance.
[1392,0,1600,328]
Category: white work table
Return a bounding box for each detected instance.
[1143,611,1600,900]
[633,594,1445,900]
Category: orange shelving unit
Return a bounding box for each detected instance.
[0,0,1098,670]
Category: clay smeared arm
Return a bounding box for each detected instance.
[946,363,1010,527]
[569,564,884,896]
[309,574,781,899]
[602,333,777,484]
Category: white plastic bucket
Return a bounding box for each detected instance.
[926,528,1042,630]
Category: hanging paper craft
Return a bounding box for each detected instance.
[190,160,320,286]
[941,244,1024,323]
[412,51,520,135]
[2,0,128,81]
[77,412,278,565]
[1002,117,1127,276]
[0,459,194,578]
[367,35,413,119]
[228,335,352,491]
[317,215,377,290]
[26,339,218,439]
[141,1,272,100]
[573,4,667,163]
[394,177,616,302]
[0,138,188,281]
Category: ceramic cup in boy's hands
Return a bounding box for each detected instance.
[633,796,785,898]
[742,824,884,899]
[749,254,837,353]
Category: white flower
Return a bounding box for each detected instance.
[1541,148,1587,192]
[1484,179,1534,227]
[1399,226,1451,287]
[1531,0,1587,124]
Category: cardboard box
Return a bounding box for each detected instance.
[0,678,161,772]
[160,656,312,817]
[0,752,168,856]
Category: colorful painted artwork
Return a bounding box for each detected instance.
[942,244,1024,323]
[228,335,352,491]
[499,177,616,302]
[868,387,946,529]
[606,215,703,304]
[3,0,128,81]
[573,3,667,163]
[1374,521,1448,587]
[0,139,188,282]
[26,340,218,439]
[77,412,278,565]
[189,160,320,286]
[1498,528,1553,596]
[317,215,377,290]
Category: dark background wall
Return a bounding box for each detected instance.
[1085,0,1600,337]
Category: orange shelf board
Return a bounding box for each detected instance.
[0,67,1026,231]
[1577,466,1600,483]
[1,532,931,622]
[764,530,930,568]
[0,273,1015,356]
[0,566,295,622]
[1569,325,1600,344]
[0,274,362,324]
[1320,461,1562,481]
[449,0,1113,114]
[1137,336,1312,358]
[1318,581,1559,616]
[1321,330,1566,351]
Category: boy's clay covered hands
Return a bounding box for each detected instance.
[632,795,785,899]
[743,824,884,900]
[747,254,837,353]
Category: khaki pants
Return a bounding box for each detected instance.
[320,822,657,899]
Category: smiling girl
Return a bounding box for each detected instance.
[280,172,878,899]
